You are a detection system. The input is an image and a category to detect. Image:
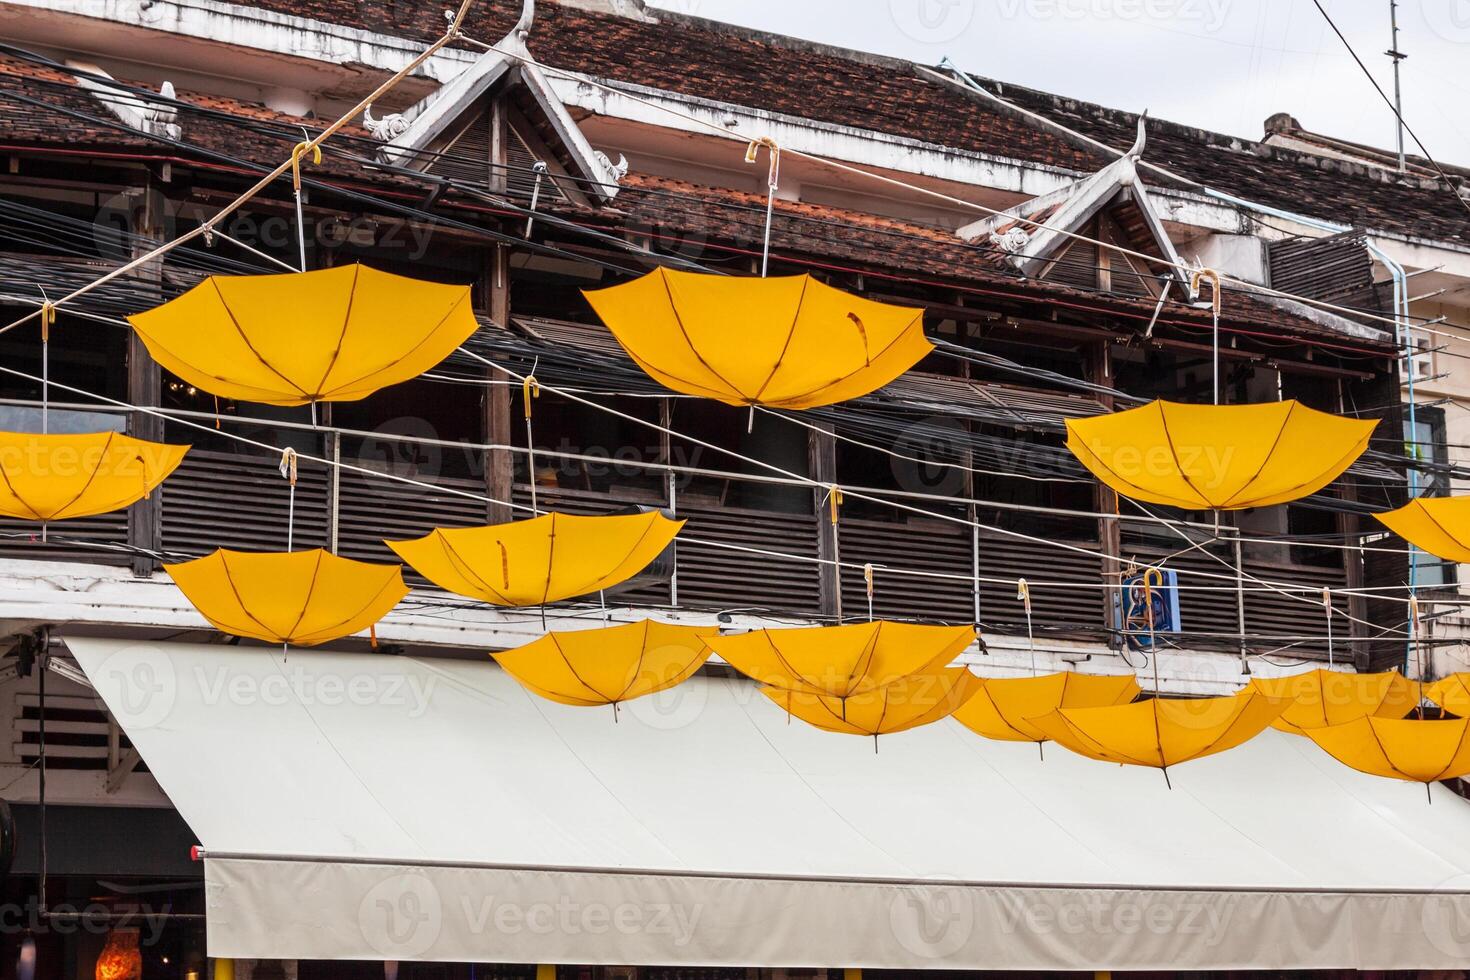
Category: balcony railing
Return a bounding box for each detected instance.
[0,402,1380,657]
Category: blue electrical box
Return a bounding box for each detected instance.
[1114,568,1182,651]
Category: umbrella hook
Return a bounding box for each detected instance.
[37,293,54,543]
[744,137,780,277]
[1322,587,1334,668]
[863,563,875,622]
[1409,593,1424,720]
[1141,566,1164,694]
[37,294,54,436]
[279,447,299,552]
[289,140,322,272]
[825,485,844,623]
[523,374,541,515]
[1017,578,1036,676]
[1189,266,1223,406]
[524,161,550,239]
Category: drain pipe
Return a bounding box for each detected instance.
[1201,187,1421,671]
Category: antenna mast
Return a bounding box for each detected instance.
[1387,0,1407,171]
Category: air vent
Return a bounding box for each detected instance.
[13,690,119,772]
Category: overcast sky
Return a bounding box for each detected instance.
[644,0,1470,166]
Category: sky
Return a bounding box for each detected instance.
[643,0,1470,166]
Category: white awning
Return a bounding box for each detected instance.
[68,636,1470,971]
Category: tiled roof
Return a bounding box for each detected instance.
[611,173,1396,351]
[240,0,1468,246]
[0,54,1396,351]
[0,57,403,187]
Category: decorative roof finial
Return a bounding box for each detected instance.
[516,0,535,38]
[1127,111,1149,160]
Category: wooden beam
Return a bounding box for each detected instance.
[127,178,164,576]
[809,423,839,619]
[1090,341,1123,645]
[485,243,514,524]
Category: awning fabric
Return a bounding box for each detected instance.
[69,637,1470,971]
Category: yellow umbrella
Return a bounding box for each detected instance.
[1065,400,1374,510]
[0,431,187,521]
[127,264,479,407]
[1030,692,1291,785]
[706,621,975,702]
[1248,669,1419,735]
[953,672,1140,744]
[583,268,931,409]
[165,549,408,646]
[1375,497,1470,561]
[493,619,716,710]
[387,511,684,606]
[1303,716,1470,789]
[1428,675,1470,717]
[761,668,982,746]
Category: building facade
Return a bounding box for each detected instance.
[0,0,1464,976]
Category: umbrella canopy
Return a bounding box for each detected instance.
[953,672,1141,743]
[127,264,479,407]
[1303,716,1470,784]
[1030,693,1291,777]
[706,621,975,701]
[387,511,684,607]
[1375,498,1470,562]
[1428,675,1470,718]
[493,620,717,708]
[582,268,931,409]
[1065,400,1374,510]
[761,668,982,739]
[1248,669,1420,736]
[0,431,187,521]
[165,549,408,646]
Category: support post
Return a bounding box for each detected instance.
[661,398,678,607]
[1090,341,1123,646]
[127,178,164,576]
[809,423,839,618]
[1232,532,1250,675]
[485,243,514,524]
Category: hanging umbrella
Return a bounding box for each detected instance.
[1248,669,1419,735]
[1030,693,1290,784]
[1065,400,1374,510]
[127,264,479,407]
[1303,716,1470,786]
[166,549,408,646]
[0,431,187,521]
[953,672,1140,743]
[1375,497,1470,561]
[706,621,975,702]
[1428,675,1470,717]
[493,619,717,709]
[582,268,931,409]
[761,668,982,743]
[387,511,684,606]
